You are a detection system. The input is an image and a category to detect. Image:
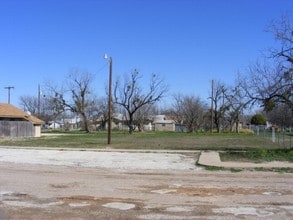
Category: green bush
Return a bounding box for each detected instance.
[251,114,266,125]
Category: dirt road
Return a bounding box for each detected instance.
[0,150,292,219]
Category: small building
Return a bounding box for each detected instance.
[153,115,175,132]
[48,121,63,129]
[0,103,44,138]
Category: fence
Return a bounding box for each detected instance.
[0,121,34,138]
[252,125,292,149]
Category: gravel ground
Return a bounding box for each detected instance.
[0,148,197,171]
[0,148,292,219]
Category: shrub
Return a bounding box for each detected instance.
[251,114,266,125]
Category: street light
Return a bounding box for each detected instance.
[104,54,112,144]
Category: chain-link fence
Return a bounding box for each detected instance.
[251,125,292,149]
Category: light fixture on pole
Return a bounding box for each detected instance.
[104,54,112,144]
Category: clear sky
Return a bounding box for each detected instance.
[0,0,292,108]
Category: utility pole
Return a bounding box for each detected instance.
[4,86,14,104]
[108,56,113,144]
[104,54,113,145]
[211,80,214,133]
[38,84,41,116]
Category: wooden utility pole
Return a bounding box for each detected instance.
[107,56,113,145]
[4,86,14,104]
[104,54,113,144]
[211,80,214,133]
[38,84,41,116]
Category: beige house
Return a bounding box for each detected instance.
[0,103,44,137]
[153,115,175,132]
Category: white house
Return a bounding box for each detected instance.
[153,115,175,131]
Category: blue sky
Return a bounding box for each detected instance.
[0,0,292,108]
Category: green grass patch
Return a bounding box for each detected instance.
[0,131,283,150]
[220,148,293,163]
[202,165,293,173]
[254,167,293,173]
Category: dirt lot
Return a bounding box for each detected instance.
[0,149,292,219]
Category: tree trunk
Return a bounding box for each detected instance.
[127,113,135,134]
[81,112,90,133]
[235,120,240,133]
[214,117,220,133]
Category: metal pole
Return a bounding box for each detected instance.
[108,57,112,144]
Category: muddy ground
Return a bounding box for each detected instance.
[0,151,292,219]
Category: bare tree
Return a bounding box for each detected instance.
[19,95,38,115]
[224,77,252,133]
[268,15,293,65]
[45,69,95,133]
[258,15,293,113]
[96,97,109,130]
[162,96,184,129]
[133,104,157,132]
[19,94,57,123]
[241,61,292,113]
[265,104,293,128]
[171,94,207,132]
[114,69,167,133]
[210,81,229,133]
[236,16,293,128]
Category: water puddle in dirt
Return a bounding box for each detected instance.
[69,202,90,207]
[102,202,135,210]
[0,191,14,196]
[151,189,177,194]
[138,213,196,220]
[279,205,293,213]
[165,206,193,212]
[262,191,282,196]
[2,201,64,208]
[212,207,274,217]
[0,191,64,209]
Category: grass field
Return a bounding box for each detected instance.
[1,131,292,166]
[0,130,286,151]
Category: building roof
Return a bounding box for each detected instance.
[153,115,175,124]
[0,103,44,125]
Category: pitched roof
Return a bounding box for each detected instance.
[153,114,175,124]
[0,103,44,125]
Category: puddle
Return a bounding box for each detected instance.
[138,214,196,220]
[69,202,90,207]
[262,191,282,196]
[151,189,177,194]
[165,206,193,212]
[0,192,27,199]
[2,201,64,208]
[213,207,274,217]
[172,183,182,188]
[0,191,14,196]
[102,202,135,210]
[279,206,293,213]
